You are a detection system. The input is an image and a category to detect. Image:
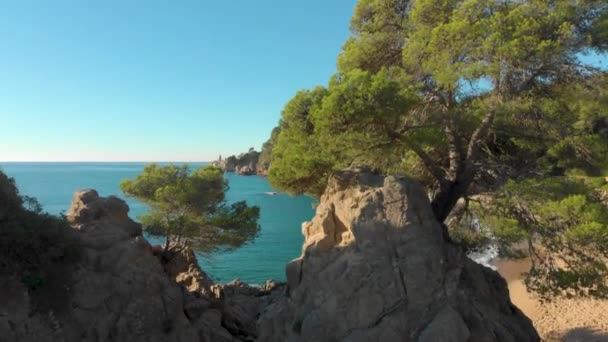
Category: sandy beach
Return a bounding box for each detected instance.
[496,259,608,341]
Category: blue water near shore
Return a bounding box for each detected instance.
[0,162,315,284]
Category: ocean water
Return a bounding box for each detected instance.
[0,162,315,284]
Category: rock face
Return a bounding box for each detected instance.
[212,145,274,176]
[1,171,540,342]
[258,169,540,341]
[0,189,245,342]
[162,243,214,295]
[236,165,256,176]
[214,149,261,176]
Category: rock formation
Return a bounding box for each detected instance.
[161,242,214,295]
[236,165,256,176]
[257,169,540,341]
[212,131,280,177]
[0,189,267,342]
[1,170,540,342]
[213,149,261,176]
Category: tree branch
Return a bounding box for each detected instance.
[405,140,448,186]
[444,113,463,181]
[466,109,497,163]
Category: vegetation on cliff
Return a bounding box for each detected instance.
[257,126,281,175]
[120,164,260,254]
[217,148,261,175]
[268,0,608,298]
[217,128,281,176]
[0,170,80,296]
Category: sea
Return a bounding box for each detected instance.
[0,162,315,284]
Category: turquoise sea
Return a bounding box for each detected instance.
[0,162,315,284]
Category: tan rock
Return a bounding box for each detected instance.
[163,243,214,295]
[258,168,540,342]
[1,189,239,342]
[2,172,541,342]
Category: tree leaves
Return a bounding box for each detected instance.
[269,0,608,298]
[121,164,260,252]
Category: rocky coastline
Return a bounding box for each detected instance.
[212,126,279,177]
[1,169,539,341]
[211,149,263,176]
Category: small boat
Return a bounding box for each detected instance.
[264,191,278,196]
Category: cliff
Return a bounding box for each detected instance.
[257,169,539,341]
[213,126,280,177]
[1,169,539,341]
[213,148,260,176]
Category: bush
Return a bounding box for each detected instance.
[0,170,81,287]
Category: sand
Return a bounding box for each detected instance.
[495,259,608,341]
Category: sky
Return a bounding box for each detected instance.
[0,2,605,162]
[0,0,358,162]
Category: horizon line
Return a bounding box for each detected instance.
[0,160,213,163]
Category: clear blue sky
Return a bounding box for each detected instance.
[0,2,605,162]
[0,0,357,161]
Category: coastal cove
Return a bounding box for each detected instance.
[0,162,315,284]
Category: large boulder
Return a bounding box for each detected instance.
[66,189,142,249]
[258,169,540,341]
[1,189,239,342]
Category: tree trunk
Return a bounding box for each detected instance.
[430,162,477,240]
[163,234,171,255]
[431,180,469,224]
[432,109,497,232]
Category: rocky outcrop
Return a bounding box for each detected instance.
[213,149,261,176]
[162,243,214,295]
[216,279,282,339]
[212,133,280,177]
[0,189,251,342]
[257,169,540,341]
[236,165,256,176]
[1,171,540,342]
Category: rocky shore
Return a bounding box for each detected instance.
[1,169,540,341]
[212,127,279,177]
[211,149,263,176]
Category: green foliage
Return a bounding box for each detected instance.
[120,164,260,252]
[0,170,81,290]
[273,0,608,196]
[202,201,260,252]
[269,0,608,298]
[269,87,336,196]
[450,221,493,254]
[337,0,408,73]
[258,126,281,172]
[223,148,261,172]
[478,178,608,299]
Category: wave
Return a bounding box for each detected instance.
[465,218,499,270]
